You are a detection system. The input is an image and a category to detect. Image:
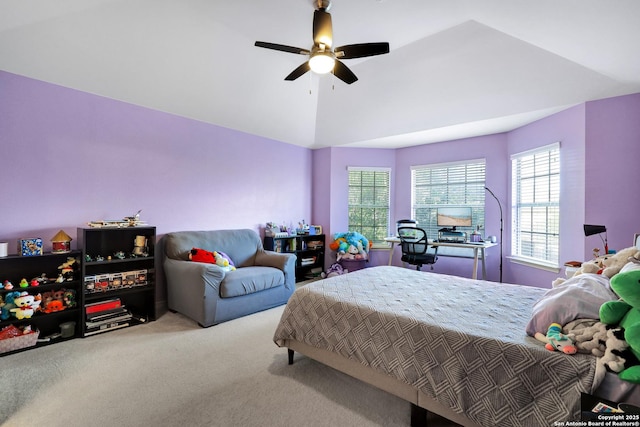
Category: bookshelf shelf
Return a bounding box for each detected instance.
[77,226,156,337]
[0,251,83,356]
[264,234,325,282]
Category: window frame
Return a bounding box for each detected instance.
[347,167,391,248]
[510,142,561,270]
[410,159,486,241]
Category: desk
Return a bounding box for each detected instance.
[384,237,497,280]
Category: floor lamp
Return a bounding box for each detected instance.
[485,187,503,283]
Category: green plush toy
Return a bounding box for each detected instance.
[599,269,640,383]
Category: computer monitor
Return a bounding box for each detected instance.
[437,207,472,230]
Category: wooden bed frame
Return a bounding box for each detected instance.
[285,339,482,427]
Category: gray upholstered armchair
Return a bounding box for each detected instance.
[163,229,296,327]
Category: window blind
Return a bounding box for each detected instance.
[411,160,486,239]
[511,143,560,267]
[348,168,391,244]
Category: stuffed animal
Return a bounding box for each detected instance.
[599,269,640,383]
[0,291,20,320]
[562,318,631,386]
[189,248,216,264]
[552,247,640,287]
[600,247,640,279]
[10,292,38,319]
[534,323,578,354]
[321,262,347,278]
[213,251,236,271]
[331,232,371,261]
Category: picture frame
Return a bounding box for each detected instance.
[312,225,322,235]
[18,238,43,256]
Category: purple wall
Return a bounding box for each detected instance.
[316,94,640,289]
[0,71,312,307]
[3,70,639,293]
[585,93,640,253]
[394,134,508,282]
[506,104,587,287]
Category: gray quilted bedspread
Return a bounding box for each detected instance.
[273,266,596,427]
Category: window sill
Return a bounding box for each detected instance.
[371,243,391,251]
[507,256,560,273]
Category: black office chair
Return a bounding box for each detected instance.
[398,227,438,271]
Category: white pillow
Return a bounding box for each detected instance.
[620,261,640,274]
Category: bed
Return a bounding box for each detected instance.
[273,265,639,426]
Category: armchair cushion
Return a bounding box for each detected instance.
[220,266,284,298]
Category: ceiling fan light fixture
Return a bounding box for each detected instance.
[309,52,335,74]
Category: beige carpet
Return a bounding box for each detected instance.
[0,305,457,427]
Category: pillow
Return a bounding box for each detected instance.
[526,273,619,336]
[189,248,216,264]
[620,261,640,274]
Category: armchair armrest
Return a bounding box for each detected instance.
[164,258,227,294]
[255,249,296,272]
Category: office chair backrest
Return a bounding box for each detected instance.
[398,227,428,255]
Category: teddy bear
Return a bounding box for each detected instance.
[600,247,640,278]
[599,269,640,383]
[552,247,640,287]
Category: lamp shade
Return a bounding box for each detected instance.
[309,52,335,74]
[584,224,606,237]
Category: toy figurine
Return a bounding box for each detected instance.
[19,278,29,288]
[3,280,13,290]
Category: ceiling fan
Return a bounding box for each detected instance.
[254,0,389,85]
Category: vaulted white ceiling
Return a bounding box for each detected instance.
[2,0,639,149]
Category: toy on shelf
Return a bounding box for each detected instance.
[57,257,79,281]
[0,291,20,320]
[51,230,72,254]
[10,292,40,320]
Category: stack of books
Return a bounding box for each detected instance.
[85,298,132,336]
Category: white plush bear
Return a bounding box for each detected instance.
[600,246,640,278]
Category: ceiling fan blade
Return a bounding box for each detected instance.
[313,9,333,47]
[335,42,390,59]
[285,61,311,81]
[255,41,309,55]
[333,60,358,84]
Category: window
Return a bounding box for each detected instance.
[348,168,391,245]
[511,143,560,268]
[411,160,486,239]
